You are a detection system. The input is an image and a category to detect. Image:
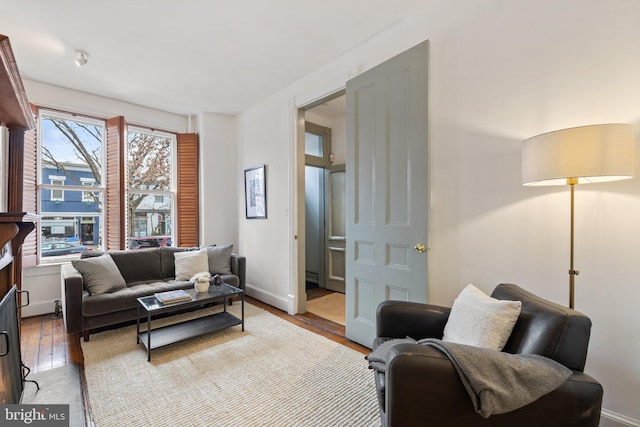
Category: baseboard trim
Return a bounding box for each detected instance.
[601,409,640,427]
[21,300,55,317]
[245,284,289,312]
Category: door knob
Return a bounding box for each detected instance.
[414,243,426,253]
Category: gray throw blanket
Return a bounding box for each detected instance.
[366,338,572,418]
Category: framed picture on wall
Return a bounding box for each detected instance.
[244,164,267,219]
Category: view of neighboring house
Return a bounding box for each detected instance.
[41,161,172,250]
[41,161,102,246]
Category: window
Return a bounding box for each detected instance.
[48,176,66,201]
[38,110,104,260]
[305,132,323,157]
[81,178,96,202]
[305,122,332,167]
[27,107,199,263]
[133,212,148,236]
[126,127,174,241]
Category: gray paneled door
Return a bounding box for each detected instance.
[345,41,429,348]
[325,165,346,293]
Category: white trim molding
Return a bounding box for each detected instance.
[601,409,640,427]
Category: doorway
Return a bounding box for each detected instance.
[300,94,347,331]
[293,41,429,347]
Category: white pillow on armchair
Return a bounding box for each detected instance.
[442,284,522,351]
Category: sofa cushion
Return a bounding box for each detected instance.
[160,247,186,278]
[109,248,163,283]
[72,254,126,296]
[206,244,234,275]
[82,279,193,317]
[174,248,209,280]
[443,284,521,351]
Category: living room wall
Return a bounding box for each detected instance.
[236,0,640,425]
[196,112,239,248]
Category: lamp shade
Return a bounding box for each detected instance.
[522,124,634,186]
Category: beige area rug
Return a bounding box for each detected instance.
[81,302,379,427]
[307,292,346,326]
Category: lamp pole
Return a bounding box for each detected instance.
[568,178,579,309]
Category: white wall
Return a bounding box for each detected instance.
[237,94,296,308]
[236,0,640,424]
[24,80,189,132]
[197,112,239,249]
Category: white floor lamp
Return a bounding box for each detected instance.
[522,124,634,309]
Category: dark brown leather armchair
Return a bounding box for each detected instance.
[372,283,603,427]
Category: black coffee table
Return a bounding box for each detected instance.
[136,284,244,361]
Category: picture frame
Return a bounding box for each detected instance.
[244,164,267,219]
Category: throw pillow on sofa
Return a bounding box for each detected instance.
[205,244,233,275]
[72,254,127,296]
[174,248,209,280]
[442,284,522,351]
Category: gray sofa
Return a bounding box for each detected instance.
[61,246,245,341]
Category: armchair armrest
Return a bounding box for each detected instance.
[384,344,603,427]
[61,263,84,333]
[230,254,246,291]
[376,300,450,340]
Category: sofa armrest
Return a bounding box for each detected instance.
[376,300,450,340]
[384,344,603,427]
[230,254,246,291]
[61,263,84,333]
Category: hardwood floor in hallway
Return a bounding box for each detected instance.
[300,286,348,337]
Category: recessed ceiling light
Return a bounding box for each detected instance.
[74,49,89,67]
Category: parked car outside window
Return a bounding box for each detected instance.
[41,242,91,257]
[128,236,172,250]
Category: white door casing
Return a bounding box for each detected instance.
[345,41,429,348]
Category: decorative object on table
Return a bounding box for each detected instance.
[212,274,223,285]
[154,289,192,305]
[522,123,634,308]
[244,164,267,219]
[191,271,212,293]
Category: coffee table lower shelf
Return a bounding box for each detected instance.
[137,312,242,359]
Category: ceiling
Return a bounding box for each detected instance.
[1,0,428,117]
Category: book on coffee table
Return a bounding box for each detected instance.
[154,290,192,304]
